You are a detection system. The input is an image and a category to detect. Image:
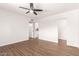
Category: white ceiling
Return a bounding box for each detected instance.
[0,3,79,19]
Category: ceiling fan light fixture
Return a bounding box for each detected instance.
[19,3,43,15]
[30,10,33,13]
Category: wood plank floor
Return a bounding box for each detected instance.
[0,40,79,56]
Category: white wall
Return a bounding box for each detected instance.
[0,9,29,46]
[57,10,79,47]
[39,17,58,42]
[63,10,79,47]
[39,9,79,48]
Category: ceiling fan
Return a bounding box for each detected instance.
[19,3,43,15]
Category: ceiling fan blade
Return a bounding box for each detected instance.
[25,11,30,14]
[19,6,29,10]
[34,9,43,11]
[30,3,34,10]
[33,11,37,15]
